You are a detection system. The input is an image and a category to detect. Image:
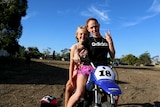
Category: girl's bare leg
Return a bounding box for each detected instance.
[67,75,86,107]
[64,81,74,107]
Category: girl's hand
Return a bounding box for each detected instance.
[68,79,74,87]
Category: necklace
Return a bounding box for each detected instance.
[93,37,97,42]
[93,36,104,42]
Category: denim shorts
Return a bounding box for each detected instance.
[77,65,94,77]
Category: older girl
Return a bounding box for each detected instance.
[65,26,94,107]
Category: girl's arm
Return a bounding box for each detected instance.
[69,48,74,81]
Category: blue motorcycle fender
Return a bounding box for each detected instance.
[95,79,122,95]
[86,73,95,91]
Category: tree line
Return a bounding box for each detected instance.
[19,46,157,66]
[114,52,153,66]
[18,46,70,61]
[18,45,157,66]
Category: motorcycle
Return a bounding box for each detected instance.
[76,62,122,107]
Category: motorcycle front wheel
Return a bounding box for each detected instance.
[101,101,114,107]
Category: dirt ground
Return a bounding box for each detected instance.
[0,59,160,107]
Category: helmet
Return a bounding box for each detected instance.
[40,95,58,107]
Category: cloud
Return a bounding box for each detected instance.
[123,21,139,27]
[148,0,160,13]
[123,0,160,27]
[81,11,93,17]
[81,6,110,23]
[22,15,30,20]
[123,14,156,27]
[141,14,156,20]
[22,11,38,20]
[123,15,154,27]
[89,6,110,21]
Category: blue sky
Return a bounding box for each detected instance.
[20,0,160,58]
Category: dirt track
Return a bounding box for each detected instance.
[115,66,160,107]
[0,59,160,107]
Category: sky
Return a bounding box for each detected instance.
[19,0,160,59]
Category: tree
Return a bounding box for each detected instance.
[29,47,41,58]
[55,53,61,60]
[61,48,70,60]
[43,47,51,59]
[0,0,28,55]
[139,52,151,65]
[61,48,69,56]
[18,45,26,57]
[121,54,138,65]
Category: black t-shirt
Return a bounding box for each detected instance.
[82,37,109,66]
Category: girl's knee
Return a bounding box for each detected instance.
[74,92,82,99]
[66,84,73,92]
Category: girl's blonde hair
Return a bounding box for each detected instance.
[75,26,89,42]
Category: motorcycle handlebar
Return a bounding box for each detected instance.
[80,58,114,69]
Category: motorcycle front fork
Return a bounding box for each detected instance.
[94,85,99,107]
[110,94,115,104]
[94,84,115,107]
[94,84,99,107]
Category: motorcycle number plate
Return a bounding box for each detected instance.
[94,66,115,80]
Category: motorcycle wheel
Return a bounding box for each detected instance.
[101,101,114,107]
[75,98,89,107]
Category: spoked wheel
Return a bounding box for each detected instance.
[101,102,114,107]
[99,91,115,107]
[75,98,89,107]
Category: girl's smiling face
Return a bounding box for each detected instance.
[75,26,89,43]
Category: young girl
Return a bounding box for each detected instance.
[65,26,94,107]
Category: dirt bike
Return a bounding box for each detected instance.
[76,62,122,107]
